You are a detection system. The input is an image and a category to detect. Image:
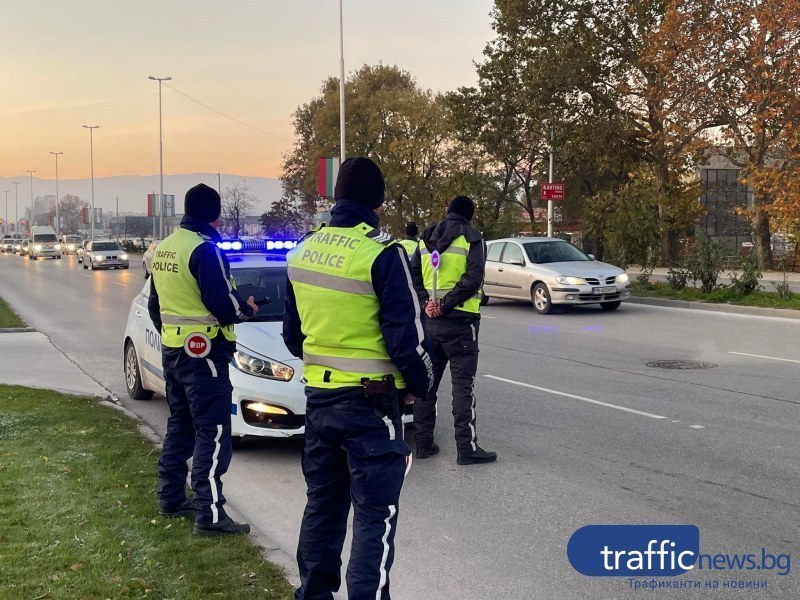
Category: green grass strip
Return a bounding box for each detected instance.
[632,282,800,310]
[0,385,293,599]
[0,296,26,328]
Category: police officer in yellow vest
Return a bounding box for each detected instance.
[410,195,497,465]
[284,157,432,600]
[148,183,258,536]
[398,221,419,255]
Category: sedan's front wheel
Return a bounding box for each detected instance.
[532,283,554,315]
[125,342,154,400]
[601,300,622,311]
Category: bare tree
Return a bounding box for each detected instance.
[221,182,257,238]
[57,194,89,234]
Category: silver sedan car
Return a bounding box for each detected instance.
[483,237,631,314]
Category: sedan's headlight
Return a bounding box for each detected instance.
[120,253,129,260]
[67,244,75,250]
[616,273,629,283]
[555,276,587,285]
[94,255,104,260]
[233,349,294,381]
[34,244,43,251]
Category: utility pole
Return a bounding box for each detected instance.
[149,75,172,240]
[12,182,20,233]
[50,151,63,235]
[26,170,36,233]
[547,122,555,238]
[338,0,346,162]
[217,173,221,196]
[83,125,100,242]
[2,190,8,235]
[116,196,119,242]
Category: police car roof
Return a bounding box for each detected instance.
[227,253,288,269]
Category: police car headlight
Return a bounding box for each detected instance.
[555,276,587,285]
[233,350,294,381]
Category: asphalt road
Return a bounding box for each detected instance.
[2,250,799,599]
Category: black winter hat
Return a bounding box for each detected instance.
[185,183,221,223]
[405,221,419,237]
[447,195,475,221]
[334,157,385,209]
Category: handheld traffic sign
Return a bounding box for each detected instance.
[184,332,211,358]
[540,182,565,201]
[430,250,440,301]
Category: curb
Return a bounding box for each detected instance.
[628,296,800,319]
[0,327,36,333]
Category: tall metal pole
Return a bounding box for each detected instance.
[149,75,172,240]
[547,122,555,238]
[26,170,36,233]
[12,182,19,233]
[3,191,8,235]
[115,196,119,242]
[217,173,221,196]
[338,0,346,162]
[50,152,63,235]
[83,125,99,242]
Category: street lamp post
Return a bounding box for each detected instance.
[2,190,8,235]
[148,75,171,240]
[26,170,36,233]
[547,122,555,238]
[50,152,63,236]
[11,182,19,234]
[83,125,100,241]
[338,0,346,162]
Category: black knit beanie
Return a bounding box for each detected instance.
[185,183,221,222]
[334,157,385,209]
[405,221,419,237]
[447,195,475,221]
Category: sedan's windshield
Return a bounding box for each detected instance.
[232,266,287,322]
[524,241,590,264]
[92,242,122,251]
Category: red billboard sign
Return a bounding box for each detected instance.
[540,182,565,201]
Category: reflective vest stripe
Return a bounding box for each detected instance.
[288,266,375,296]
[419,246,468,256]
[303,352,397,374]
[160,314,220,326]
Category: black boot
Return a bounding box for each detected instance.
[457,446,497,465]
[159,499,195,518]
[416,443,440,459]
[193,517,251,537]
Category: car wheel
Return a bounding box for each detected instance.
[601,300,622,311]
[125,342,154,400]
[531,283,554,315]
[479,290,489,306]
[123,265,129,270]
[28,253,34,260]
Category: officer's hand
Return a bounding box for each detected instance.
[404,392,417,405]
[425,299,443,318]
[246,296,259,316]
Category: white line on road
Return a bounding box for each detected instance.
[111,281,126,287]
[729,351,800,364]
[80,274,91,278]
[482,316,496,319]
[484,374,667,420]
[690,425,705,429]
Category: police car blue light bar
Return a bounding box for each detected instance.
[216,238,298,253]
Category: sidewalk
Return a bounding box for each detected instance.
[0,331,108,397]
[627,266,800,285]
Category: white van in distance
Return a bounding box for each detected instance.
[29,226,62,260]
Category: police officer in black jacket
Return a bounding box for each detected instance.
[411,196,497,465]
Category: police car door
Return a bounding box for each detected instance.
[135,281,167,395]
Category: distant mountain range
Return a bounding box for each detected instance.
[0,173,282,217]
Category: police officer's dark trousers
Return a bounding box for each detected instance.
[295,390,410,600]
[414,315,480,454]
[157,336,234,525]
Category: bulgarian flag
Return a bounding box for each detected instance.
[318,157,340,199]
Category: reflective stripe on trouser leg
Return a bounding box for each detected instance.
[412,336,448,448]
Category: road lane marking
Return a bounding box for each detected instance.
[484,374,667,420]
[80,274,92,278]
[482,316,496,319]
[690,425,705,429]
[111,281,127,287]
[729,351,800,364]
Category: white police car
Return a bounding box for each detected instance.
[122,239,307,440]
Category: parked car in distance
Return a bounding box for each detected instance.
[77,240,90,263]
[61,234,83,255]
[1,234,22,253]
[83,240,129,270]
[29,226,62,260]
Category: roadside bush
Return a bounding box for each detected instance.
[122,240,137,253]
[666,266,691,290]
[729,254,762,297]
[772,258,794,300]
[687,232,726,293]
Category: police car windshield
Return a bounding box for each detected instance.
[232,266,287,322]
[35,234,58,243]
[93,242,122,251]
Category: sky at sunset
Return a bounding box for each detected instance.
[0,1,495,181]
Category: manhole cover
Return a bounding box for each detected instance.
[646,360,717,370]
